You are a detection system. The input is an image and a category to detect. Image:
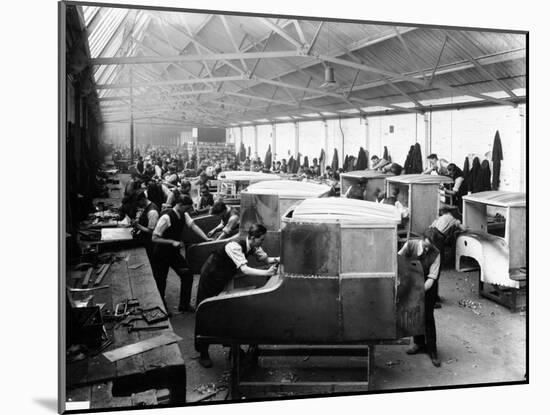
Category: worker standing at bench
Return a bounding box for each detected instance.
[398,231,442,367]
[151,190,210,313]
[195,224,279,368]
[132,190,160,264]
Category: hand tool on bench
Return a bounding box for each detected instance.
[127,324,169,333]
[94,262,111,286]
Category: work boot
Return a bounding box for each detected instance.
[199,351,213,368]
[406,344,426,355]
[429,352,441,367]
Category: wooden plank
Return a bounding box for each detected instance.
[82,267,94,288]
[103,333,183,362]
[109,253,146,379]
[127,253,185,372]
[94,262,111,286]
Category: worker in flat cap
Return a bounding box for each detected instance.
[398,229,442,367]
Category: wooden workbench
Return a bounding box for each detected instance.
[66,247,186,410]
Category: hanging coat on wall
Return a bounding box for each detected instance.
[411,143,423,174]
[470,157,482,193]
[288,156,295,174]
[239,142,246,162]
[383,146,389,162]
[404,145,414,174]
[319,149,326,174]
[492,130,503,190]
[296,153,301,173]
[356,147,368,170]
[480,160,492,192]
[331,149,339,171]
[264,145,272,169]
[304,156,309,168]
[343,155,349,172]
[462,157,470,193]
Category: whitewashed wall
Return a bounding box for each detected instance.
[227,104,526,191]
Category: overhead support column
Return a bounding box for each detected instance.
[271,124,277,161]
[363,116,370,154]
[239,126,244,153]
[519,105,526,192]
[324,120,329,156]
[424,112,432,157]
[294,122,300,158]
[253,125,258,158]
[130,68,134,165]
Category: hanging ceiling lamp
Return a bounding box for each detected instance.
[320,23,337,89]
[320,64,336,88]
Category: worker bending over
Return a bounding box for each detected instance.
[426,207,467,307]
[151,190,210,314]
[207,200,240,240]
[398,231,442,367]
[423,153,449,175]
[195,224,279,368]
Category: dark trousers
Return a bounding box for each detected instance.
[195,255,234,354]
[151,246,194,309]
[414,285,437,353]
[428,227,445,300]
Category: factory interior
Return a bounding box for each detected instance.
[59,2,527,412]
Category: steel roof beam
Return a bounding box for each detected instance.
[319,54,516,106]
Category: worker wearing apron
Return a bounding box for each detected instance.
[398,232,442,367]
[151,191,210,313]
[132,190,160,263]
[195,224,279,368]
[426,208,467,307]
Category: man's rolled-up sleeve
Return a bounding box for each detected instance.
[225,242,248,269]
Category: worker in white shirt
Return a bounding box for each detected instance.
[195,224,279,368]
[427,207,467,307]
[423,153,449,175]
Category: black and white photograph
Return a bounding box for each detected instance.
[56,0,531,412]
[5,0,545,413]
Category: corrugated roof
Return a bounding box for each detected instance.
[78,5,526,128]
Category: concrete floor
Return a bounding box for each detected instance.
[164,265,526,402]
[109,173,525,401]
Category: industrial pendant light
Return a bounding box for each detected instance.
[320,24,337,89]
[321,64,336,88]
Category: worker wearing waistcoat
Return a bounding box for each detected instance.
[195,224,279,368]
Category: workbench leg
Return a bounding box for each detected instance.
[367,344,375,391]
[230,343,241,400]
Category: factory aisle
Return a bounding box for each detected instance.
[164,267,525,400]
